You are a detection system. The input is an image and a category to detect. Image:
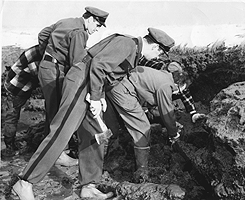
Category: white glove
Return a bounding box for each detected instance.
[90,100,102,118]
[192,113,206,123]
[86,93,107,118]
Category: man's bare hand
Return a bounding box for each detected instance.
[192,113,206,123]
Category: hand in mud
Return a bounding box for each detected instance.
[169,132,180,145]
[192,113,207,123]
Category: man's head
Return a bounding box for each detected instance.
[167,61,187,92]
[83,7,109,35]
[142,28,175,60]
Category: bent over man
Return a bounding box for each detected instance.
[2,45,41,157]
[2,45,79,165]
[88,28,180,183]
[129,63,184,140]
[38,6,107,137]
[138,56,206,123]
[12,6,109,200]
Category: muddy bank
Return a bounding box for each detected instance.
[1,45,245,200]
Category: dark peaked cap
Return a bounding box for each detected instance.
[85,6,109,27]
[147,28,175,52]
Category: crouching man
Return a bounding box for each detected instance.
[129,62,185,145]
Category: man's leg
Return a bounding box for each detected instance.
[103,98,122,157]
[103,98,121,138]
[77,111,113,199]
[106,78,151,183]
[38,59,77,166]
[77,111,105,185]
[2,93,30,157]
[38,59,64,136]
[12,62,90,199]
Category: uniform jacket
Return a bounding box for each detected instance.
[38,17,89,73]
[4,45,42,97]
[138,56,196,114]
[129,66,178,136]
[129,66,177,105]
[88,34,142,101]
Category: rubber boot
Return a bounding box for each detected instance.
[1,136,18,157]
[80,183,113,199]
[55,151,78,167]
[133,146,150,183]
[12,180,35,200]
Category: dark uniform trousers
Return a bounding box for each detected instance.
[21,56,106,186]
[38,55,65,135]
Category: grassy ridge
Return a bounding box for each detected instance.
[2,43,245,104]
[168,43,245,104]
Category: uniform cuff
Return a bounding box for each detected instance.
[190,111,197,116]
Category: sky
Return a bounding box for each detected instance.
[1,0,245,48]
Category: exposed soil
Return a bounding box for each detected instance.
[1,45,215,200]
[0,100,212,200]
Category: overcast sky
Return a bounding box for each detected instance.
[2,1,245,30]
[1,0,245,47]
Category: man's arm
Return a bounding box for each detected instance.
[138,56,165,70]
[89,37,135,101]
[173,88,197,115]
[38,24,55,55]
[156,84,178,138]
[4,45,42,96]
[68,29,88,68]
[173,88,207,123]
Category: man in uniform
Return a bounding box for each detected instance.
[11,27,178,199]
[128,62,185,143]
[2,46,78,166]
[138,56,206,123]
[88,28,181,183]
[37,6,108,139]
[12,6,110,200]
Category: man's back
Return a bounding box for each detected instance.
[129,66,176,105]
[39,17,87,66]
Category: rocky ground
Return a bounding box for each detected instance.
[0,98,210,200]
[1,45,244,200]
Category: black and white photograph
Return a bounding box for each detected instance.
[1,1,245,200]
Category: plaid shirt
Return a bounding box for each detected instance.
[138,56,168,70]
[4,45,42,97]
[138,56,196,114]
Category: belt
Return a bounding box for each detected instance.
[82,54,92,65]
[44,54,57,63]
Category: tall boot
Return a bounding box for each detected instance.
[1,136,18,157]
[133,146,150,183]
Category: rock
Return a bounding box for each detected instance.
[166,184,186,200]
[207,81,245,147]
[179,81,245,200]
[205,81,245,199]
[116,181,185,200]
